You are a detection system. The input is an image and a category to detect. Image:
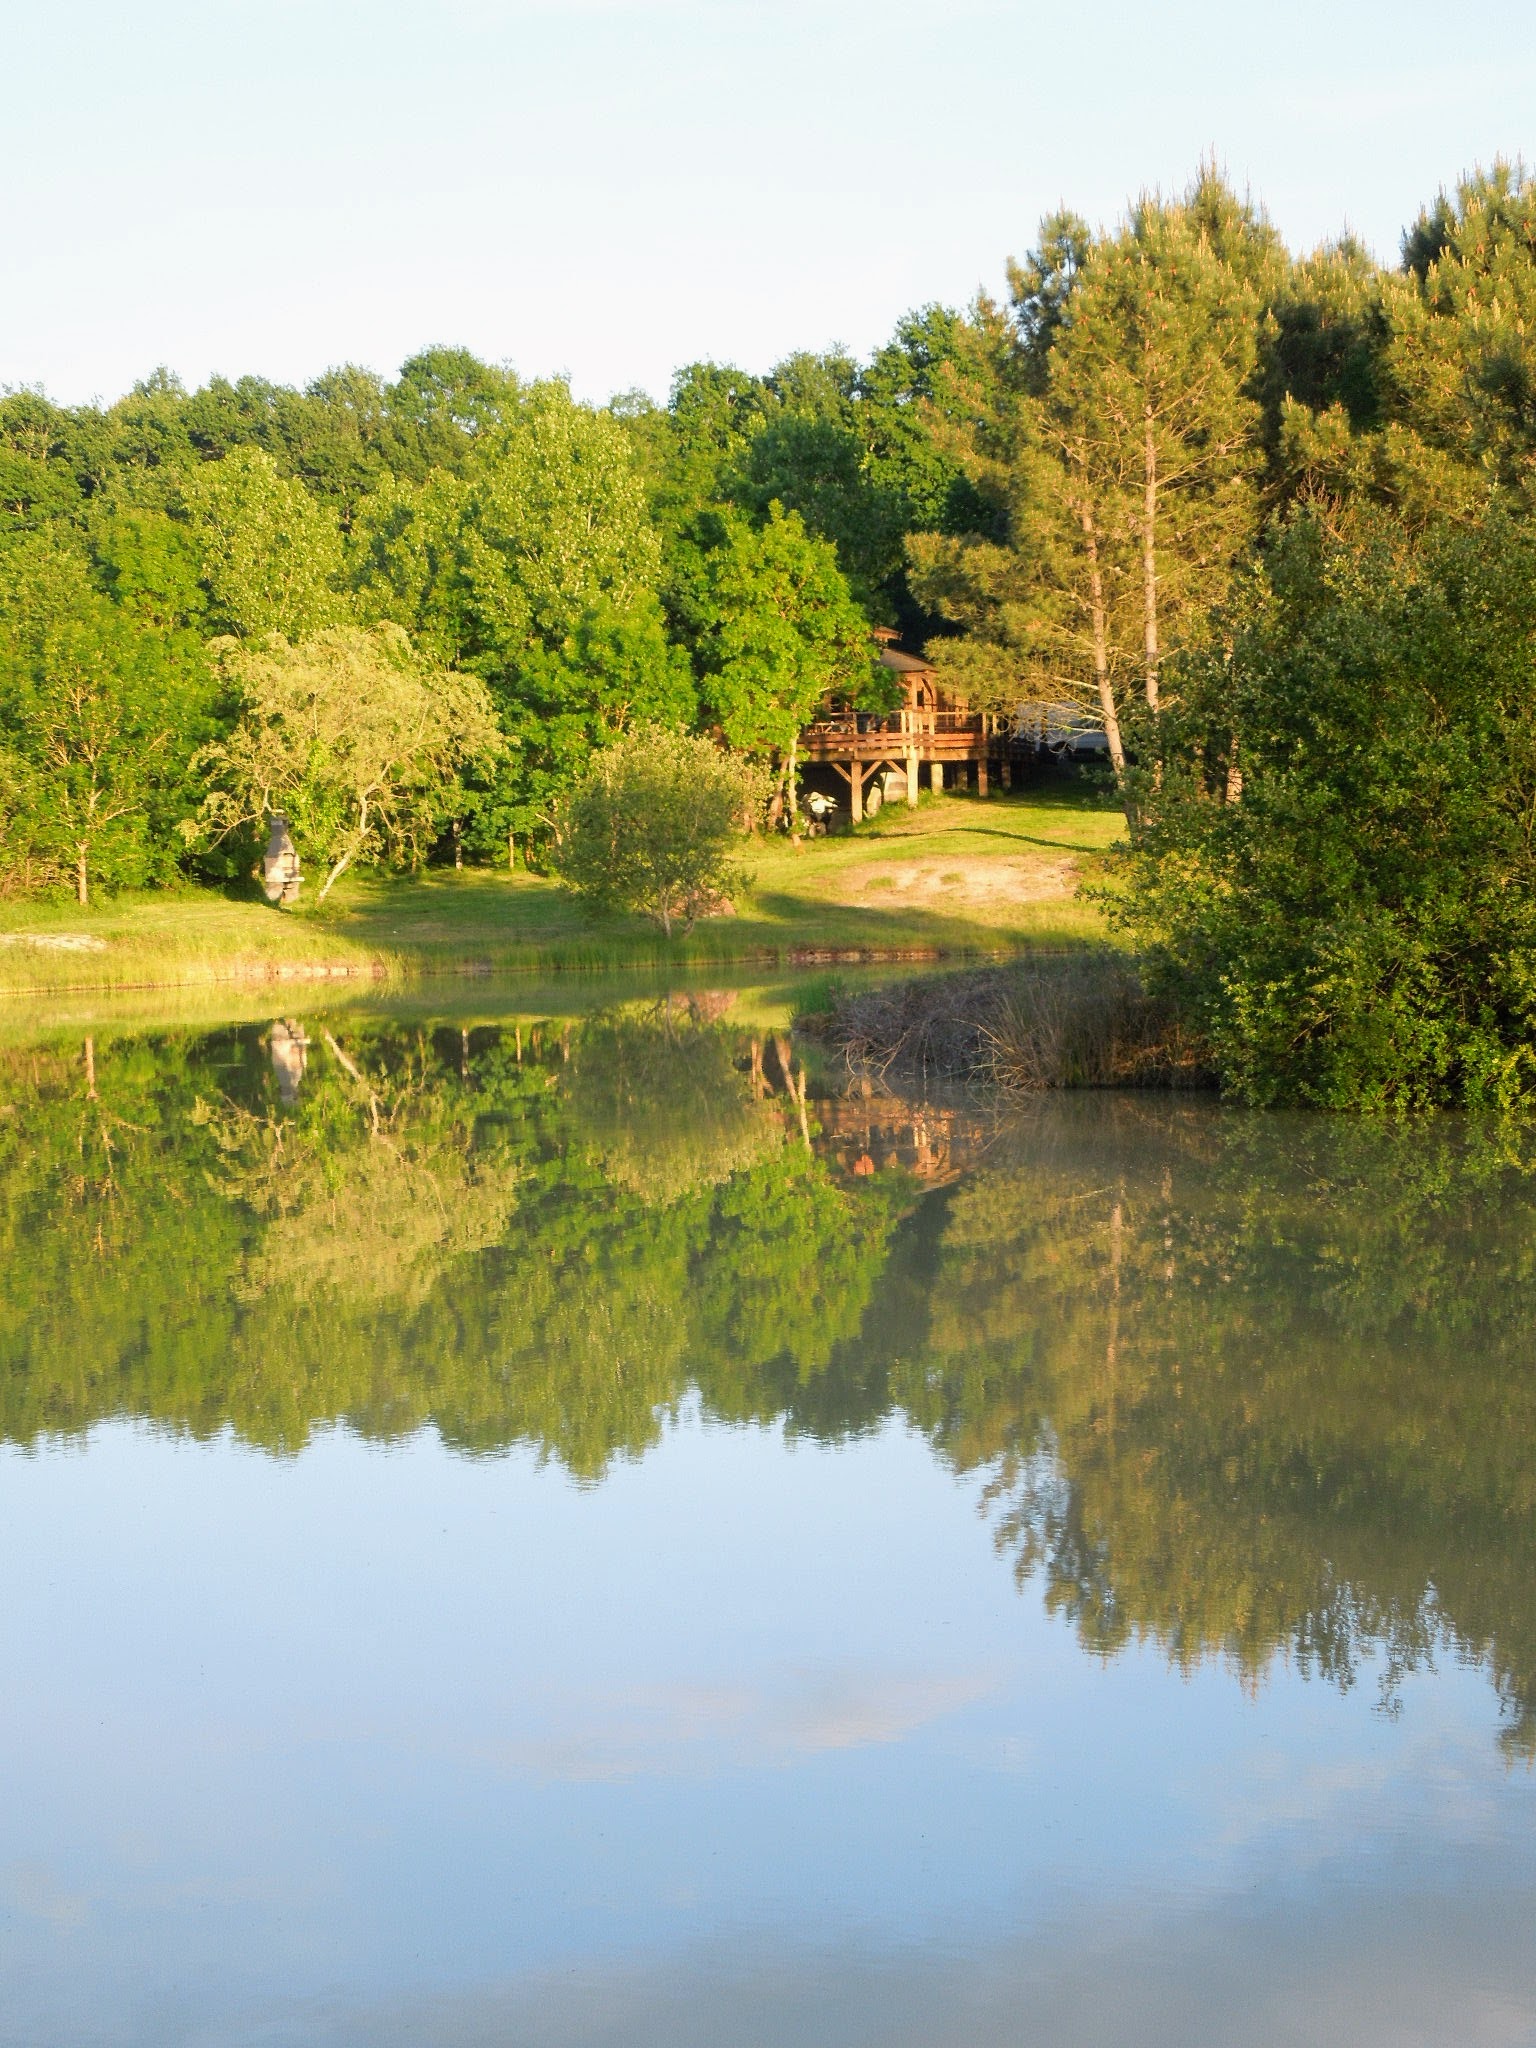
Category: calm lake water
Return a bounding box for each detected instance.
[3,998,1535,2047]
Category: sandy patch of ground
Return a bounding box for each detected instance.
[839,855,1079,908]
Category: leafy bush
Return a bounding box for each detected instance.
[555,726,763,935]
[1117,511,1536,1111]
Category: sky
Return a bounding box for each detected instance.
[5,0,1535,410]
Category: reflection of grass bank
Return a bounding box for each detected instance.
[0,789,1124,997]
[0,962,951,1048]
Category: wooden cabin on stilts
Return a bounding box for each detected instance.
[800,629,1012,822]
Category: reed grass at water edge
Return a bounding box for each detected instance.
[811,953,1212,1096]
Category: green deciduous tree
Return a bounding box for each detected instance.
[457,592,701,864]
[382,347,525,480]
[628,361,775,549]
[696,504,877,822]
[181,445,345,638]
[856,305,996,630]
[195,623,504,900]
[350,382,669,850]
[351,381,659,670]
[637,333,979,636]
[0,391,102,536]
[1115,509,1536,1110]
[87,503,206,630]
[0,535,212,902]
[736,351,905,617]
[555,725,762,935]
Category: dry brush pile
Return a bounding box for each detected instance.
[815,953,1210,1098]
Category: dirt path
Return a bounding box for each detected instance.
[839,853,1080,910]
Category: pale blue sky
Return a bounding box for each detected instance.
[6,0,1535,407]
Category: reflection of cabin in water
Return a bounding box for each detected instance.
[812,1097,994,1187]
[746,1031,994,1187]
[800,628,1013,821]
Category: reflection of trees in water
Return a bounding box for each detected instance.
[202,1024,523,1309]
[0,1016,908,1477]
[904,1099,1536,1759]
[0,1036,250,1442]
[566,1007,780,1204]
[4,1036,1536,1750]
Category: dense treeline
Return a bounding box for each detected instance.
[3,1019,1534,1752]
[0,332,960,897]
[7,159,1536,1101]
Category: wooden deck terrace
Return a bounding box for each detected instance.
[801,709,1016,820]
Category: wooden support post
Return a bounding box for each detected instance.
[905,746,919,806]
[977,755,989,796]
[931,759,944,793]
[1001,753,1013,791]
[849,761,866,823]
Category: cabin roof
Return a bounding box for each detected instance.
[879,646,935,674]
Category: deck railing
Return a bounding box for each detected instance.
[805,708,995,740]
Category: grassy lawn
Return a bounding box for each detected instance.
[0,784,1126,999]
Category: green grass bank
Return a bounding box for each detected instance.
[0,788,1124,1000]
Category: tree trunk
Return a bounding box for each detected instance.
[787,733,798,822]
[507,832,516,871]
[1142,404,1160,714]
[318,804,368,903]
[1224,733,1243,803]
[1078,502,1128,785]
[452,819,463,870]
[75,846,89,907]
[792,1060,811,1150]
[318,851,356,902]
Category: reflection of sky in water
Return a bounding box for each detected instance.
[3,1413,1533,2047]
